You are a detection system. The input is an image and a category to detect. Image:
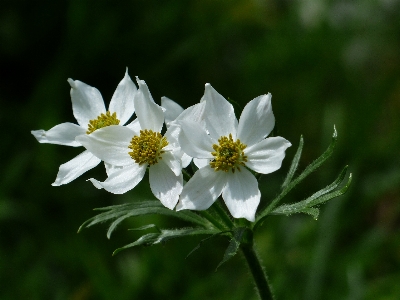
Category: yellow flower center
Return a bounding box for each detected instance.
[86,111,120,134]
[210,133,247,173]
[128,129,169,165]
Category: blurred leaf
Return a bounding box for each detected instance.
[113,227,221,255]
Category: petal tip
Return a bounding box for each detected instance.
[87,178,103,189]
[67,78,76,88]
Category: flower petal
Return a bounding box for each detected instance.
[161,151,182,176]
[203,84,238,139]
[194,158,210,169]
[176,166,227,211]
[161,96,184,126]
[76,125,134,166]
[149,160,183,209]
[104,163,124,176]
[125,118,141,135]
[163,124,180,151]
[52,150,101,186]
[68,78,106,128]
[175,101,206,124]
[237,93,275,147]
[245,137,291,174]
[134,78,164,132]
[108,68,137,125]
[181,153,192,168]
[178,120,214,159]
[88,163,146,194]
[31,123,85,147]
[222,167,260,222]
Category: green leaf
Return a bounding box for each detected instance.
[77,200,212,237]
[113,227,220,256]
[216,227,246,270]
[300,207,320,220]
[281,135,304,189]
[128,224,160,232]
[112,233,160,255]
[254,126,338,230]
[271,169,352,218]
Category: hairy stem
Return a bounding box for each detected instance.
[241,241,275,300]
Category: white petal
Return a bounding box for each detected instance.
[31,123,85,147]
[161,96,184,126]
[88,163,146,194]
[193,158,210,169]
[178,120,214,159]
[125,118,141,135]
[149,160,183,209]
[104,163,124,176]
[68,78,106,128]
[163,124,180,151]
[237,93,275,147]
[52,150,101,186]
[76,125,134,166]
[176,166,227,211]
[161,151,182,176]
[181,153,192,168]
[222,167,260,222]
[175,101,206,124]
[245,137,292,174]
[109,68,137,125]
[134,78,164,132]
[203,84,238,139]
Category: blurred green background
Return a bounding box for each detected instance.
[1,0,399,299]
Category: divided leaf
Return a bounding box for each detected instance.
[271,167,352,219]
[254,126,338,229]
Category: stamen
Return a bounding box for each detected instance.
[128,129,169,165]
[86,111,120,134]
[210,133,247,173]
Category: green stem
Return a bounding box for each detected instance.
[198,210,226,231]
[241,243,275,300]
[213,199,234,229]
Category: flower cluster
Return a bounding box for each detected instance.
[32,69,291,221]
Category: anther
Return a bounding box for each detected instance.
[128,129,169,165]
[210,134,247,173]
[86,111,120,134]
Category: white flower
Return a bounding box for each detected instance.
[76,79,183,210]
[176,84,291,221]
[31,69,137,186]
